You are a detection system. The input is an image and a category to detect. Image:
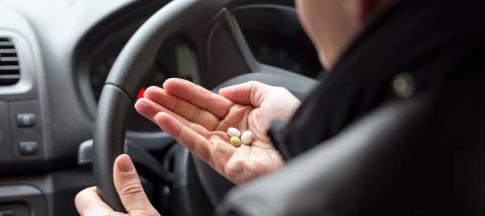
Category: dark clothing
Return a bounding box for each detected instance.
[220,0,485,215]
[272,0,485,159]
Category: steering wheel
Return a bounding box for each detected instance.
[94,0,318,213]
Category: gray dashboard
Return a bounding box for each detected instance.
[0,1,160,215]
[0,0,153,172]
[0,0,321,215]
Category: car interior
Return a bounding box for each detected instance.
[0,0,325,215]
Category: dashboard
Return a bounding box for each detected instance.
[76,1,323,133]
[0,0,322,215]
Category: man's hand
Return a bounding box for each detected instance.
[135,79,300,184]
[75,154,160,216]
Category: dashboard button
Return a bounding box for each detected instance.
[16,113,35,128]
[18,141,38,156]
[0,210,14,216]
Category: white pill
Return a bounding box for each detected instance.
[241,131,254,145]
[227,127,241,137]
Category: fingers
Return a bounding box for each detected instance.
[153,112,213,162]
[135,97,188,125]
[113,154,160,216]
[135,98,209,136]
[207,135,235,172]
[75,155,161,216]
[75,187,117,216]
[142,87,219,130]
[218,81,269,107]
[162,78,234,118]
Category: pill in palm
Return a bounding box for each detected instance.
[227,127,241,137]
[241,131,254,145]
[230,136,241,147]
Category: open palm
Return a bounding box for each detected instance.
[135,79,300,184]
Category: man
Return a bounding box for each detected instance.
[75,0,485,215]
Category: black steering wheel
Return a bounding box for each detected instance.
[94,0,318,213]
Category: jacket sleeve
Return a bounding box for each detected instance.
[216,89,485,216]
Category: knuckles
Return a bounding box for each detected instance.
[118,183,145,197]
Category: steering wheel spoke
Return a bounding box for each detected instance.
[196,9,260,88]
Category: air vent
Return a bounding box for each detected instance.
[0,38,20,85]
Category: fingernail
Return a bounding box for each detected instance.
[117,155,134,172]
[155,111,166,119]
[163,79,171,88]
[136,98,147,104]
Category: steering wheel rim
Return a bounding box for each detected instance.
[94,0,316,212]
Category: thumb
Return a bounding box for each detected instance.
[113,154,159,216]
[218,81,269,107]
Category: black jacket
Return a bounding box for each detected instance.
[220,0,485,215]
